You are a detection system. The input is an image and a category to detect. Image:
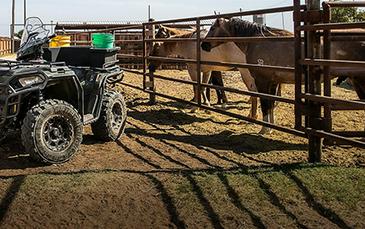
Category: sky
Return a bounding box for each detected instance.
[0,0,302,36]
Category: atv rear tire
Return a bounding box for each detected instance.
[91,90,127,141]
[21,99,83,164]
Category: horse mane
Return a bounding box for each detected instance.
[172,30,196,38]
[171,28,209,39]
[229,18,293,37]
[159,25,195,37]
[268,28,294,36]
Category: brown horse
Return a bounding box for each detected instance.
[154,25,228,105]
[202,18,365,133]
[149,26,258,117]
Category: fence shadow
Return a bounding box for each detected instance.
[0,135,41,170]
[126,126,307,155]
[0,175,25,223]
[0,98,354,228]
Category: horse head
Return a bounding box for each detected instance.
[148,40,177,72]
[149,26,193,72]
[202,17,280,52]
[148,42,162,72]
[148,25,170,72]
[155,25,171,38]
[155,25,193,38]
[201,18,231,52]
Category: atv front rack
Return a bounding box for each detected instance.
[0,59,66,70]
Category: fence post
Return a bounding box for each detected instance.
[294,0,303,131]
[142,24,147,90]
[306,0,323,163]
[322,3,333,136]
[196,18,202,106]
[147,19,156,105]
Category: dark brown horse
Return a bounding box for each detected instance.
[202,18,365,133]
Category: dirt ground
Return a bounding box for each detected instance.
[0,70,364,228]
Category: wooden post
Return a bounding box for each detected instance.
[306,0,323,163]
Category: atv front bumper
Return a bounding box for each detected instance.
[0,84,20,127]
[0,85,6,126]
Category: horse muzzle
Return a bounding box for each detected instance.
[201,42,212,52]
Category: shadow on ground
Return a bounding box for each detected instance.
[0,98,360,228]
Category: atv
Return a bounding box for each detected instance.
[0,17,127,164]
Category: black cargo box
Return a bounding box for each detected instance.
[43,46,120,68]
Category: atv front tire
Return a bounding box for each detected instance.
[21,100,83,164]
[91,90,127,141]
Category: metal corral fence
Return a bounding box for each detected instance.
[55,21,210,69]
[0,37,11,56]
[72,0,365,162]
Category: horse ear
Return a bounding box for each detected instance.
[217,18,227,26]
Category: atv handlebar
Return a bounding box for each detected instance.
[48,34,57,39]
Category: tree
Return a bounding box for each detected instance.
[15,30,24,39]
[330,2,365,23]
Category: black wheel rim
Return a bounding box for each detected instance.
[111,102,124,132]
[43,115,74,152]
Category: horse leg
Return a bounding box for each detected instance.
[269,84,281,124]
[187,66,199,112]
[202,71,212,107]
[259,98,272,134]
[275,84,282,108]
[259,83,279,135]
[239,69,258,119]
[350,76,365,135]
[206,76,212,104]
[211,71,227,105]
[211,71,222,104]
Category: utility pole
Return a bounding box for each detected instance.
[148,5,151,20]
[24,0,27,25]
[11,0,15,53]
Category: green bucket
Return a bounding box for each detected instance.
[92,33,115,49]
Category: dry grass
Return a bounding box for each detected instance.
[0,70,364,228]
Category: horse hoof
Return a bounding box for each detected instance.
[259,127,272,135]
[221,103,228,109]
[190,107,199,113]
[203,102,211,107]
[248,114,258,120]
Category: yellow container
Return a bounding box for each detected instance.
[50,35,71,48]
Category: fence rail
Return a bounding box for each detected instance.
[0,37,11,56]
[59,0,365,162]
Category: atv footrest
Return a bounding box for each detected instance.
[84,114,95,124]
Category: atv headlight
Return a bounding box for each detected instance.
[18,76,44,87]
